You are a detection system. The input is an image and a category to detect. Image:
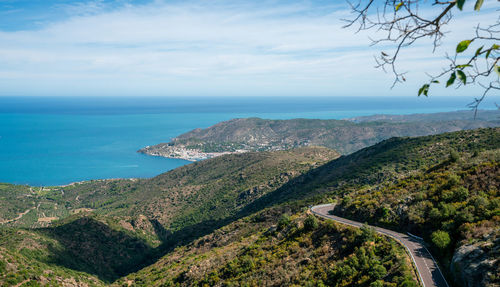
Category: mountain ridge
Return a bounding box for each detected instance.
[139,110,500,159]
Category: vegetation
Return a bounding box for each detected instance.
[322,131,499,285]
[118,211,418,287]
[1,127,498,286]
[235,127,499,286]
[345,0,500,110]
[432,231,451,250]
[1,147,339,284]
[139,111,500,156]
[0,227,103,286]
[333,152,498,244]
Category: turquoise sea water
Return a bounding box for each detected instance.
[0,96,494,186]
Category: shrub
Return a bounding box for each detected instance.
[370,264,387,279]
[431,230,451,249]
[400,279,418,287]
[454,187,469,202]
[360,224,375,242]
[0,259,5,273]
[303,215,319,231]
[444,173,461,189]
[277,214,291,230]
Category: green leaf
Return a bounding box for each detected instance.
[446,72,456,87]
[418,84,429,96]
[456,0,466,10]
[456,40,472,53]
[474,0,484,10]
[474,46,483,57]
[495,65,500,77]
[486,49,491,59]
[487,44,500,58]
[432,80,440,84]
[418,86,424,96]
[395,2,403,11]
[424,84,431,96]
[456,64,472,69]
[457,70,467,85]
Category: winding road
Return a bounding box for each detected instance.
[311,204,449,287]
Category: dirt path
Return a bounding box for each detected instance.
[0,206,36,225]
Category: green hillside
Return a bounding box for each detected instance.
[109,128,500,286]
[1,128,498,287]
[243,127,500,207]
[139,112,500,157]
[118,210,419,287]
[0,147,339,284]
[239,127,499,286]
[0,227,103,286]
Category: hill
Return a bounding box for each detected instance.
[117,209,419,286]
[1,128,498,287]
[347,109,500,123]
[123,127,499,287]
[138,110,500,159]
[0,147,339,284]
[238,127,500,287]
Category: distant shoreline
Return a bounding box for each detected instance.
[138,144,248,161]
[58,178,138,188]
[138,110,500,161]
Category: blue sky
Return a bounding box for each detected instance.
[0,0,497,97]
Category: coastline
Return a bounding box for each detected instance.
[138,145,248,161]
[59,178,138,188]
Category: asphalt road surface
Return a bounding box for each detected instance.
[311,204,449,287]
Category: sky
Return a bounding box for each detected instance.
[0,0,497,97]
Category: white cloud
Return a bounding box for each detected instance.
[0,0,496,96]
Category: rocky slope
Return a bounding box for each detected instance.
[450,227,499,287]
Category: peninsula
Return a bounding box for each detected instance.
[138,110,500,160]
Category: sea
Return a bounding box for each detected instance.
[0,96,495,186]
